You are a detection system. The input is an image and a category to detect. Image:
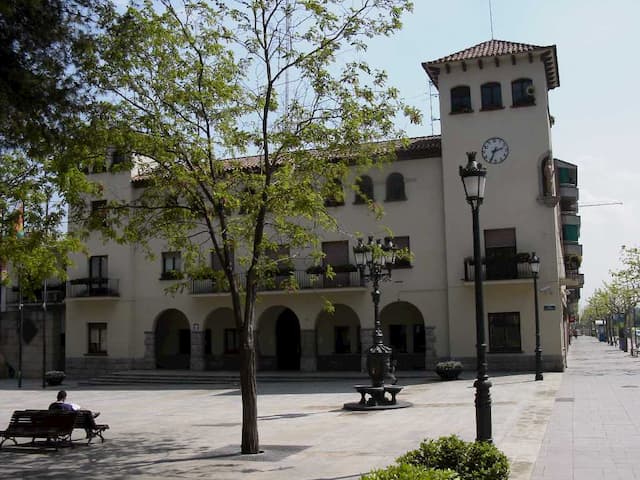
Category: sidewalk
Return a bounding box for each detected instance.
[532,336,640,479]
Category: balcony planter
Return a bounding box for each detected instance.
[331,264,358,273]
[160,270,184,280]
[45,370,65,386]
[435,361,463,381]
[306,265,326,275]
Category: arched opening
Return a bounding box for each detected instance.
[316,304,361,371]
[155,309,190,369]
[204,307,238,370]
[380,301,426,370]
[276,308,301,370]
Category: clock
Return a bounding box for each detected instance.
[481,137,509,164]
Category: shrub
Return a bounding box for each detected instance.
[45,370,65,386]
[362,464,460,480]
[398,435,509,480]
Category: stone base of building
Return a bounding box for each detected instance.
[452,354,565,373]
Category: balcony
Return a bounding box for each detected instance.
[561,212,581,227]
[559,184,579,200]
[563,243,583,257]
[563,269,584,288]
[463,257,535,282]
[67,278,120,298]
[5,284,65,306]
[190,269,364,295]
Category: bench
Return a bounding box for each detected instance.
[73,410,109,444]
[0,410,77,450]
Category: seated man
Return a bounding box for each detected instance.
[49,390,99,418]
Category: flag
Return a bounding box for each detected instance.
[15,203,24,238]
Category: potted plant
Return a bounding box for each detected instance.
[435,361,463,381]
[306,265,326,275]
[45,370,65,386]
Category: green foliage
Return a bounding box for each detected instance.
[78,0,419,454]
[361,464,460,480]
[397,436,509,480]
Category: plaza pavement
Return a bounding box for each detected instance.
[6,339,628,480]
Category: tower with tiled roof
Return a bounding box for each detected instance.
[424,39,568,370]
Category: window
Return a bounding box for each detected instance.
[211,248,234,272]
[386,236,411,268]
[511,78,534,107]
[89,255,108,279]
[385,173,406,202]
[450,86,472,113]
[484,228,517,280]
[90,200,107,228]
[322,241,351,287]
[88,323,107,355]
[354,175,374,204]
[481,82,502,110]
[324,179,345,207]
[413,324,426,353]
[389,325,407,353]
[334,326,351,354]
[224,328,239,354]
[162,251,182,279]
[489,312,521,353]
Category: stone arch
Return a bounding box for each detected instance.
[204,307,238,370]
[154,308,190,369]
[380,301,426,370]
[258,306,301,371]
[315,304,361,371]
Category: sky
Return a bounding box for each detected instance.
[356,0,640,308]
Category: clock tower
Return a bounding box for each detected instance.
[422,40,566,370]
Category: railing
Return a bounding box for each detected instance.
[190,270,364,295]
[6,285,65,305]
[565,269,585,287]
[463,258,534,282]
[66,278,119,298]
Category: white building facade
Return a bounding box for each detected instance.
[5,40,582,379]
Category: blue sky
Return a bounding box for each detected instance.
[360,0,640,307]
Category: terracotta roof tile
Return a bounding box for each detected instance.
[422,39,559,90]
[130,136,442,183]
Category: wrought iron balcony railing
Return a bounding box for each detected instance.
[463,257,535,282]
[66,278,119,298]
[189,269,363,295]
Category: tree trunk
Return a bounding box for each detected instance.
[239,285,259,454]
[240,339,259,453]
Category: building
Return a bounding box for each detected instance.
[0,39,584,379]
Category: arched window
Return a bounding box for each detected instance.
[385,172,406,202]
[324,178,345,207]
[354,175,374,204]
[481,82,502,110]
[511,78,534,107]
[450,86,472,113]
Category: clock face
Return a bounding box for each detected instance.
[481,137,509,164]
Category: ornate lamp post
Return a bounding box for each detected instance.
[529,252,543,381]
[353,236,397,388]
[459,151,492,443]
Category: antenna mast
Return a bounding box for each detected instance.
[489,0,495,39]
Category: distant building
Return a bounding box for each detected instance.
[0,39,583,378]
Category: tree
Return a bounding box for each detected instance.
[79,0,418,453]
[0,0,107,154]
[1,0,105,291]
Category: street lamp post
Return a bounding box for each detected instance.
[459,151,492,443]
[353,236,396,388]
[529,253,543,381]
